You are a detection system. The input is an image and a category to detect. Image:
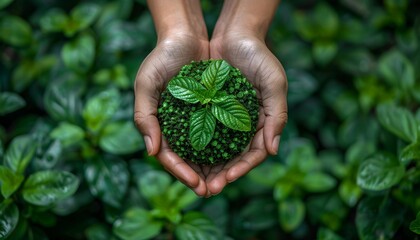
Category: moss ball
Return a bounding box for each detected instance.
[158,60,259,165]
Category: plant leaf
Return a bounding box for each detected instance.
[410,211,420,234]
[0,201,19,240]
[99,121,144,155]
[0,0,14,10]
[39,9,68,33]
[211,98,251,131]
[61,33,95,73]
[338,179,362,207]
[4,135,36,174]
[22,171,80,206]
[1,212,27,240]
[82,88,120,133]
[50,122,85,147]
[31,133,63,171]
[12,55,56,92]
[137,170,197,220]
[70,3,101,32]
[357,153,405,191]
[237,198,277,231]
[279,198,305,232]
[378,49,415,89]
[0,92,25,116]
[306,194,347,231]
[167,77,207,103]
[137,170,171,206]
[294,3,339,41]
[377,104,418,143]
[84,156,129,208]
[274,181,293,201]
[301,172,337,192]
[113,208,162,240]
[85,224,112,240]
[0,166,24,198]
[0,14,32,46]
[44,78,83,124]
[167,181,198,211]
[317,228,344,240]
[175,212,222,240]
[287,69,318,105]
[249,162,286,187]
[400,142,420,165]
[201,60,230,91]
[211,91,234,103]
[286,143,321,172]
[189,108,216,151]
[356,196,404,240]
[313,41,337,66]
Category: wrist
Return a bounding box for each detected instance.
[212,0,280,40]
[147,0,208,42]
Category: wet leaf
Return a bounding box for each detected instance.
[22,171,80,206]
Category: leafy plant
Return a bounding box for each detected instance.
[0,0,420,239]
[167,59,251,150]
[248,141,337,232]
[113,170,223,240]
[0,134,80,239]
[158,60,259,165]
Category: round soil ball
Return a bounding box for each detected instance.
[157,60,259,165]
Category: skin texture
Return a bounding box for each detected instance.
[134,0,287,197]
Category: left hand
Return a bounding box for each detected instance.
[204,32,288,196]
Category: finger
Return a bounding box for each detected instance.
[260,59,288,155]
[157,140,207,196]
[133,113,161,156]
[226,129,267,182]
[205,164,228,197]
[205,93,264,183]
[185,160,209,197]
[165,164,207,197]
[207,129,267,195]
[133,53,166,156]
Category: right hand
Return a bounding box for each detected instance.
[134,33,210,196]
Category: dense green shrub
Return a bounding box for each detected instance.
[0,0,419,239]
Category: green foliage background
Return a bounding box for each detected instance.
[1,0,420,239]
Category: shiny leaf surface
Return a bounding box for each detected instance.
[22,171,80,206]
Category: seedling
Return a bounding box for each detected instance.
[158,60,259,165]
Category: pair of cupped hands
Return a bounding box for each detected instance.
[134,30,288,197]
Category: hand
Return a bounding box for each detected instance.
[134,33,210,196]
[205,32,288,195]
[136,0,285,198]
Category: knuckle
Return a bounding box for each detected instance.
[133,111,148,131]
[276,112,288,126]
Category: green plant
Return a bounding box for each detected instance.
[0,133,80,240]
[158,60,259,165]
[1,0,420,239]
[113,170,223,240]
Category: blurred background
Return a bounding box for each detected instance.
[1,0,420,239]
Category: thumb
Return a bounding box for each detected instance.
[134,66,163,156]
[261,58,288,155]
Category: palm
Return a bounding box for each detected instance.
[134,34,210,196]
[204,35,288,195]
[135,33,287,197]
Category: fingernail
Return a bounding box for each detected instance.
[144,136,153,155]
[272,135,280,154]
[228,178,238,183]
[205,190,212,198]
[194,191,204,198]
